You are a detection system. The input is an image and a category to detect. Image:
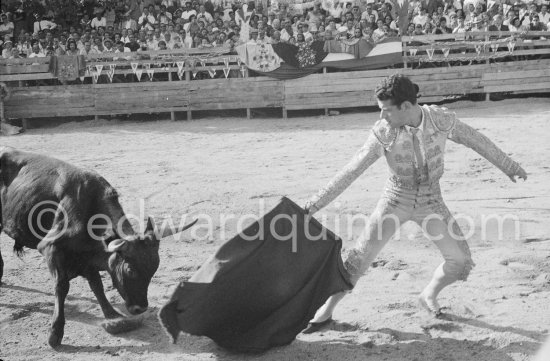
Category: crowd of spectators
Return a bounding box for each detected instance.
[0,0,549,60]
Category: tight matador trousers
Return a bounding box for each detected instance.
[344,180,475,285]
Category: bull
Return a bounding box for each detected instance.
[0,146,196,347]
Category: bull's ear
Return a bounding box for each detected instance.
[107,239,128,253]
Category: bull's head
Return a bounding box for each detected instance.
[106,217,197,315]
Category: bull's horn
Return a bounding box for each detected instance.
[107,239,128,252]
[159,219,198,239]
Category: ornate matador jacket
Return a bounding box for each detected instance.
[308,104,521,213]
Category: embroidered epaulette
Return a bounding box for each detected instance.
[427,105,456,132]
[372,119,398,150]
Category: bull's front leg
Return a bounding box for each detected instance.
[49,273,70,348]
[86,270,123,319]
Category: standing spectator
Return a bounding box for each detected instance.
[540,5,550,25]
[157,5,172,25]
[91,11,107,29]
[197,4,214,23]
[122,13,138,31]
[413,8,429,27]
[181,2,197,21]
[0,14,14,40]
[33,13,57,35]
[138,8,156,31]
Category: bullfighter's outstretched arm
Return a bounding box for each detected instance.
[305,132,384,214]
[448,119,527,182]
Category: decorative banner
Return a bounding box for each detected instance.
[483,42,489,53]
[147,68,155,81]
[442,48,450,58]
[237,57,242,66]
[95,64,103,74]
[409,48,417,56]
[176,61,185,72]
[192,70,198,78]
[426,47,435,60]
[92,71,99,84]
[135,69,143,81]
[144,63,151,69]
[86,65,93,76]
[475,44,482,55]
[131,62,138,73]
[223,57,229,67]
[240,66,246,77]
[223,67,230,78]
[208,68,216,78]
[491,42,498,53]
[507,40,516,53]
[79,76,85,82]
[200,58,207,67]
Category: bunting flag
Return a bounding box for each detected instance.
[107,65,115,83]
[177,68,185,80]
[426,47,435,60]
[200,58,207,67]
[240,66,246,77]
[92,71,99,84]
[442,48,450,57]
[223,67,230,78]
[208,68,216,78]
[176,61,185,72]
[95,64,103,74]
[86,65,93,75]
[223,57,229,67]
[79,76,85,82]
[507,40,516,53]
[409,48,418,56]
[237,57,242,66]
[144,63,151,69]
[147,68,155,81]
[131,62,139,73]
[135,69,143,81]
[192,70,198,78]
[490,42,499,53]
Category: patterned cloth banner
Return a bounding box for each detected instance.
[236,43,282,72]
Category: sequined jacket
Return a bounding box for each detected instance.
[307,104,521,213]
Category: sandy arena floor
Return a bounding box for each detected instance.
[1,98,549,361]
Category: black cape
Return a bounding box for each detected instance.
[158,197,352,353]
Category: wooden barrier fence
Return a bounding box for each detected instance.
[1,32,549,122]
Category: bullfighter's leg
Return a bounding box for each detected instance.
[86,270,123,319]
[307,196,410,327]
[416,202,474,315]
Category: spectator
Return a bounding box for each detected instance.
[2,40,18,59]
[33,13,57,35]
[540,5,550,25]
[157,5,172,25]
[103,37,115,52]
[413,8,429,27]
[122,13,137,31]
[66,38,79,55]
[489,14,509,31]
[91,11,107,29]
[0,13,15,40]
[29,40,46,58]
[138,8,156,31]
[125,32,140,51]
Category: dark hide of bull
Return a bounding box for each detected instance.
[0,147,195,348]
[158,197,352,353]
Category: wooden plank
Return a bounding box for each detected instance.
[0,73,56,81]
[0,64,50,75]
[481,76,550,87]
[482,68,550,81]
[484,82,550,93]
[0,57,50,65]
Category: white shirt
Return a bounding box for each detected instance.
[33,19,57,34]
[91,17,106,29]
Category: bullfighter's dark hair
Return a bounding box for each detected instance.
[375,74,420,107]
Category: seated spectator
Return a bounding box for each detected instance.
[125,32,140,51]
[540,5,550,25]
[103,38,115,53]
[29,41,46,58]
[122,14,138,31]
[157,40,167,50]
[198,37,212,48]
[530,15,547,31]
[66,39,80,55]
[413,23,425,35]
[197,4,213,24]
[489,14,509,31]
[92,37,105,52]
[2,40,18,59]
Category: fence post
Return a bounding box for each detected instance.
[323,67,329,116]
[168,71,176,121]
[485,59,490,101]
[245,67,251,119]
[185,65,192,121]
[18,80,28,129]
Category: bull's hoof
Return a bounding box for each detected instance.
[48,330,63,348]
